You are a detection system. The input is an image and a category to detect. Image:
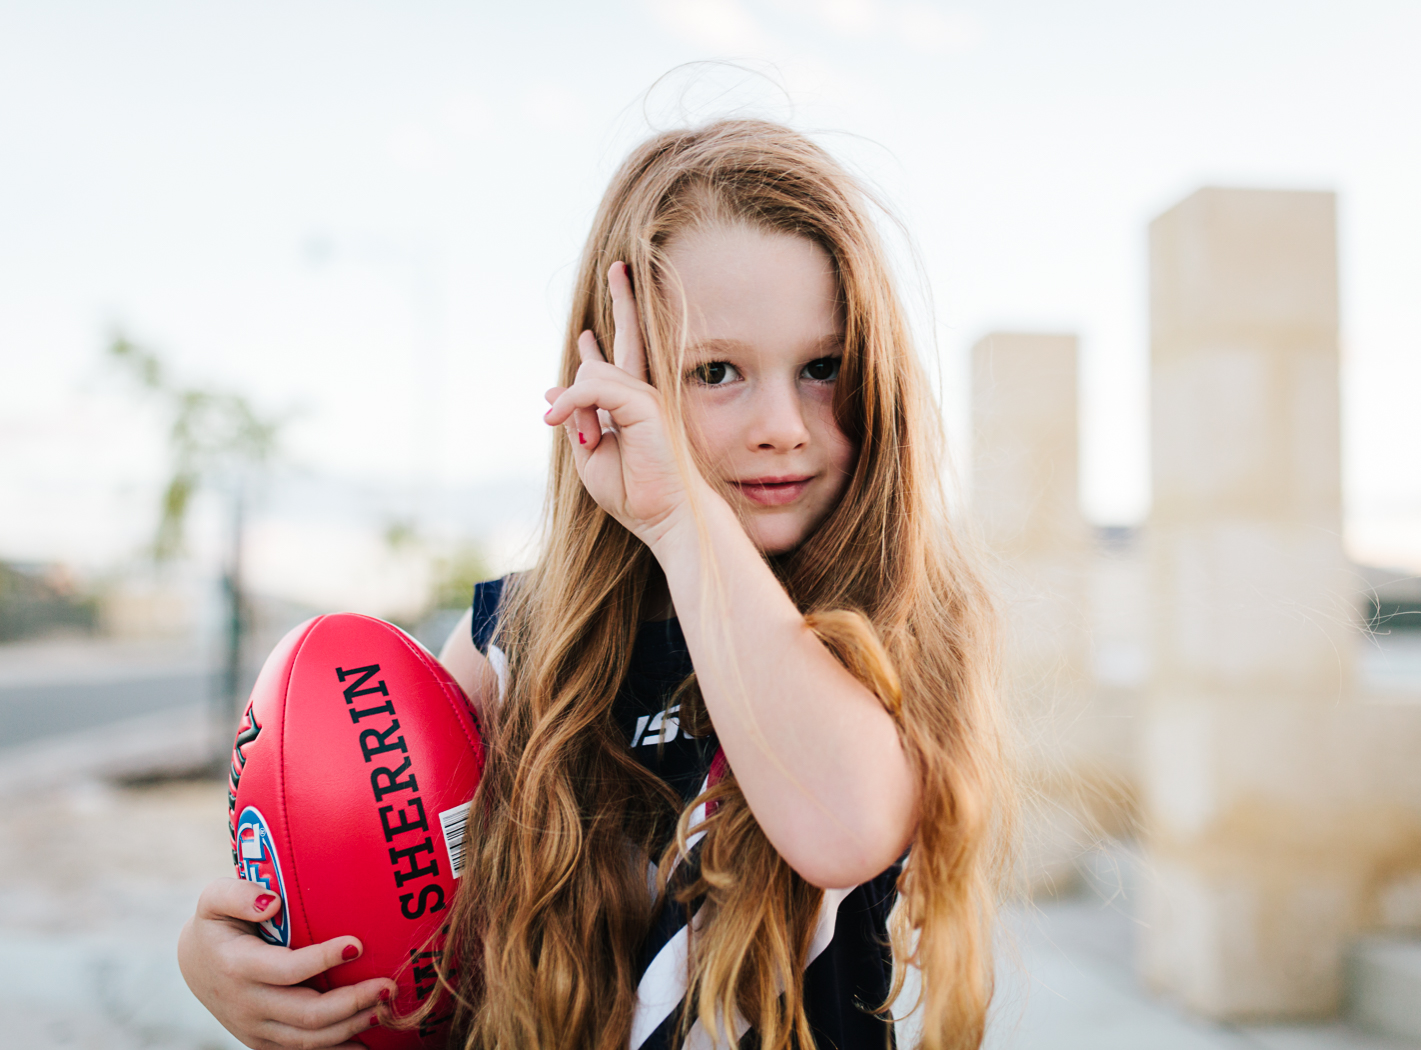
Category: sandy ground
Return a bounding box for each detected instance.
[0,775,240,1050]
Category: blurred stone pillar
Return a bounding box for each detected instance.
[1140,187,1370,1016]
[973,334,1117,889]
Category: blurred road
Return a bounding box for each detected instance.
[0,671,212,753]
[0,637,217,755]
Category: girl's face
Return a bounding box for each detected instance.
[663,223,857,555]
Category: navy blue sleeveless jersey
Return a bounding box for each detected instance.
[471,578,900,1050]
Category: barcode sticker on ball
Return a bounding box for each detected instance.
[439,801,472,879]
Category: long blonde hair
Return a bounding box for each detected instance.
[433,119,1012,1050]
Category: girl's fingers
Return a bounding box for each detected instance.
[261,976,395,1032]
[195,876,280,924]
[578,328,605,365]
[573,406,601,451]
[573,331,608,451]
[257,1002,386,1050]
[547,327,656,459]
[544,372,654,440]
[608,262,648,382]
[545,359,653,427]
[235,932,366,987]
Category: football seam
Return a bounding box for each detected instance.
[281,613,328,989]
[371,615,485,763]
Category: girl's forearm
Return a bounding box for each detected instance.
[650,495,918,888]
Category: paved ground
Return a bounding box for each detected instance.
[1,768,1414,1050]
[0,774,240,1049]
[982,900,1421,1050]
[2,631,1417,1049]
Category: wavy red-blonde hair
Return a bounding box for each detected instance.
[422,118,1013,1050]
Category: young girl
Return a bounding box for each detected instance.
[179,118,1010,1050]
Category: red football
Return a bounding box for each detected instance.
[229,613,484,1048]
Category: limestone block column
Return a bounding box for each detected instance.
[972,332,1087,565]
[1140,187,1387,1017]
[972,334,1114,883]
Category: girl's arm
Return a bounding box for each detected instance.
[544,264,916,890]
[651,499,917,889]
[437,606,498,725]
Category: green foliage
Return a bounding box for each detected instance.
[383,518,420,551]
[429,543,491,613]
[110,334,164,390]
[108,334,282,560]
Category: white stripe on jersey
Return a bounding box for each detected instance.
[487,642,509,703]
[630,919,695,1049]
[629,874,853,1050]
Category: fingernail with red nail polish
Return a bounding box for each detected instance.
[578,432,586,445]
[342,944,359,962]
[370,1015,380,1028]
[254,894,275,911]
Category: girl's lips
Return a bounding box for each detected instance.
[732,476,813,506]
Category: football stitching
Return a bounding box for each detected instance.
[279,614,325,978]
[383,618,485,759]
[228,703,263,865]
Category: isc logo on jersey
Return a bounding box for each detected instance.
[631,704,681,747]
[237,806,291,946]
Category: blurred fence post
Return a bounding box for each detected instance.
[1140,187,1421,1018]
[217,477,247,764]
[972,333,1123,891]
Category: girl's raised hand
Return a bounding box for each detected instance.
[543,262,711,550]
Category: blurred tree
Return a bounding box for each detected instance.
[429,543,491,613]
[382,517,420,553]
[109,335,280,560]
[108,334,284,762]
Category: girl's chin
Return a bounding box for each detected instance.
[745,518,811,556]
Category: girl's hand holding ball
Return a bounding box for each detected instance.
[177,879,393,1050]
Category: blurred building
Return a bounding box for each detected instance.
[0,561,97,641]
[973,186,1421,1037]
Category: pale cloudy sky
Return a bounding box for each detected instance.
[2,0,1418,573]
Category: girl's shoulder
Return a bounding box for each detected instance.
[470,576,509,654]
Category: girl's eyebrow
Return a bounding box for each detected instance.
[685,333,844,359]
[684,337,751,359]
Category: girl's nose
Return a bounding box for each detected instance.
[747,380,810,451]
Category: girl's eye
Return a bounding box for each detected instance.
[802,357,840,382]
[691,361,738,385]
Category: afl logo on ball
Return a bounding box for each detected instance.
[237,806,291,946]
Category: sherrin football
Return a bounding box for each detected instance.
[229,613,484,1049]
